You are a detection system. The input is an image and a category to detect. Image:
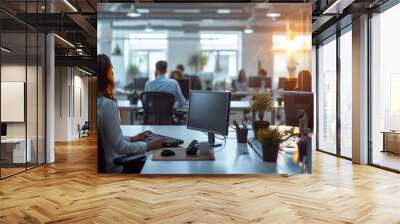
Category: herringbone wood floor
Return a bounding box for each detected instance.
[1,135,400,224]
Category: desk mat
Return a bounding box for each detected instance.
[152,147,215,161]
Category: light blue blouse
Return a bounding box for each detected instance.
[97,95,147,173]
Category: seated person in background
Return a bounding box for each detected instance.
[97,54,164,173]
[257,68,268,77]
[176,64,202,90]
[295,70,312,92]
[145,60,186,107]
[170,70,184,80]
[233,69,249,92]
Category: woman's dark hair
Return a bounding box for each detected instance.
[97,54,115,100]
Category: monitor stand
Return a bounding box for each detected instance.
[208,133,222,147]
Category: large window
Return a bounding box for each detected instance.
[317,37,337,154]
[128,32,168,80]
[370,3,400,171]
[340,29,352,158]
[200,32,241,78]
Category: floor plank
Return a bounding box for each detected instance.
[0,135,400,223]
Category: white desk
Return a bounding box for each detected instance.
[1,138,31,163]
[121,125,303,175]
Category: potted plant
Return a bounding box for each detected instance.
[250,93,272,136]
[257,128,284,162]
[188,52,209,72]
[128,90,139,105]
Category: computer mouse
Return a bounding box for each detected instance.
[186,140,199,155]
[161,149,175,157]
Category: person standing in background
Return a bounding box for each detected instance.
[233,69,249,92]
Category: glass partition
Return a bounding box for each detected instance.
[0,1,46,179]
[370,3,400,171]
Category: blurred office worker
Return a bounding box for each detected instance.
[176,64,202,90]
[145,60,186,106]
[97,54,164,172]
[233,69,249,92]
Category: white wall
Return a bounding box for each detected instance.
[54,67,89,141]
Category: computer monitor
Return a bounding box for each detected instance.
[134,77,149,91]
[1,123,7,138]
[248,77,272,89]
[283,91,314,135]
[176,78,191,99]
[187,90,231,146]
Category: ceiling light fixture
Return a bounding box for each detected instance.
[144,24,154,32]
[174,9,200,13]
[137,8,150,13]
[127,12,141,17]
[1,47,11,53]
[63,0,78,12]
[217,9,231,14]
[244,25,254,34]
[266,12,281,19]
[112,44,123,56]
[54,34,75,48]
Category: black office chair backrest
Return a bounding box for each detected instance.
[176,78,191,99]
[97,132,106,173]
[140,92,175,125]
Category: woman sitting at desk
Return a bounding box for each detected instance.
[233,69,249,92]
[97,54,164,173]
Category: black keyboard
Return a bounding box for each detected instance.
[141,133,184,147]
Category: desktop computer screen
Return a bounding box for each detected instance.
[134,78,149,91]
[1,123,7,138]
[187,90,231,145]
[283,91,314,132]
[248,77,272,89]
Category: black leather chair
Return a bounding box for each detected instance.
[140,92,176,125]
[98,132,146,174]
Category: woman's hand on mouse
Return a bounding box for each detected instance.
[147,140,165,150]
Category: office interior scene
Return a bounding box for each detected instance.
[97,3,313,174]
[1,0,400,223]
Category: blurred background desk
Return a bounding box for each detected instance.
[118,100,281,125]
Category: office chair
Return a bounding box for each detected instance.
[78,121,90,138]
[98,132,146,174]
[140,92,176,125]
